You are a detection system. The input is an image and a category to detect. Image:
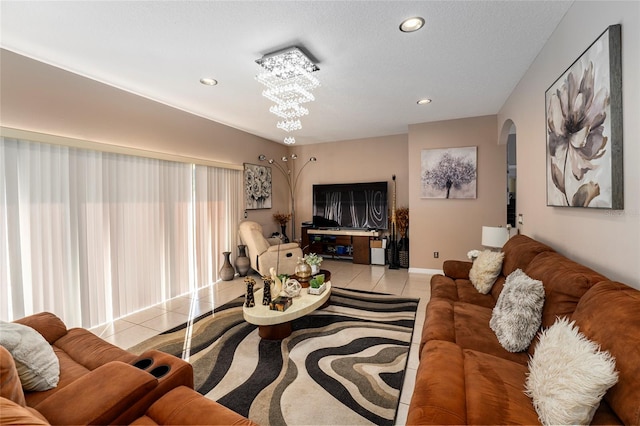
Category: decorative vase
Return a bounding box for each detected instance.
[310,264,320,275]
[294,258,312,282]
[235,245,251,277]
[219,251,235,281]
[398,236,409,269]
[280,224,290,243]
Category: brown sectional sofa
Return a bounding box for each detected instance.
[408,234,640,425]
[1,312,256,425]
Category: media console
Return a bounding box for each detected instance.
[301,226,381,265]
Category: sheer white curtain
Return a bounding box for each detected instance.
[1,137,240,328]
[193,165,242,286]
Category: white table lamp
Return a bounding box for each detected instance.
[482,226,509,249]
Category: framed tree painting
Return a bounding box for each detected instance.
[421,146,477,199]
[546,24,623,209]
[244,163,272,209]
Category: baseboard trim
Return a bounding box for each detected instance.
[408,267,443,275]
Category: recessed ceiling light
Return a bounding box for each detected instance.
[199,77,218,86]
[417,98,432,105]
[399,17,425,33]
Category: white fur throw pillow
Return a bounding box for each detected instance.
[468,250,504,294]
[525,317,618,426]
[490,269,544,352]
[0,321,60,391]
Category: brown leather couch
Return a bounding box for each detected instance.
[1,312,256,425]
[408,234,640,425]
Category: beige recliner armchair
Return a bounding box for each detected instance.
[238,221,302,276]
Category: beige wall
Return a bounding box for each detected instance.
[0,49,289,236]
[498,1,640,288]
[409,116,507,270]
[290,134,409,240]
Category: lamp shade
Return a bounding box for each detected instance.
[482,226,509,249]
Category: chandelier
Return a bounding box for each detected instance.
[256,46,320,144]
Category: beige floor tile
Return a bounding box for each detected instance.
[395,402,409,426]
[400,366,417,405]
[89,318,136,339]
[120,306,166,324]
[103,324,160,350]
[407,343,420,370]
[139,311,191,332]
[169,298,214,317]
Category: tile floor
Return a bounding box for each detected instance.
[89,259,431,426]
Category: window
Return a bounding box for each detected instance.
[1,137,242,328]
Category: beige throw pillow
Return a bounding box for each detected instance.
[469,250,504,294]
[525,317,618,425]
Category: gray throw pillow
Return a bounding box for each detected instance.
[490,269,545,352]
[0,321,60,391]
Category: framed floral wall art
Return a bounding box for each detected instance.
[546,24,623,209]
[244,163,272,209]
[421,146,477,199]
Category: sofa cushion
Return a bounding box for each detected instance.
[408,340,467,425]
[525,317,618,426]
[53,328,136,370]
[421,300,530,365]
[0,346,26,407]
[430,274,498,308]
[464,349,540,425]
[469,250,504,294]
[524,251,608,327]
[571,281,640,426]
[0,322,60,391]
[13,312,67,345]
[490,269,545,352]
[500,235,555,278]
[0,397,50,425]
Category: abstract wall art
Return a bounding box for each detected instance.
[421,146,477,199]
[546,24,623,209]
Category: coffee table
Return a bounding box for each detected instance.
[243,281,332,340]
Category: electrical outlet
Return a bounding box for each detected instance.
[434,252,439,258]
[518,214,523,225]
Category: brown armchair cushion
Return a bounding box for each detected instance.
[0,346,26,406]
[13,312,67,345]
[0,397,49,426]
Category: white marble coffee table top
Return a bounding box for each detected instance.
[243,282,332,326]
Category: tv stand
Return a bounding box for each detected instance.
[301,226,381,265]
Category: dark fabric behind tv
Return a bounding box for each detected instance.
[312,182,388,230]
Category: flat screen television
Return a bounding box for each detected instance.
[312,181,388,230]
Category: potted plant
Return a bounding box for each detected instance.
[303,253,323,274]
[273,212,291,243]
[308,274,326,295]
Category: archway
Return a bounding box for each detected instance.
[499,120,517,227]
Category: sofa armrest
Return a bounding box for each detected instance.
[408,340,467,425]
[34,361,157,425]
[442,260,473,279]
[136,386,258,425]
[266,242,300,252]
[14,312,67,344]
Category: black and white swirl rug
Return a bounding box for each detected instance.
[130,287,419,425]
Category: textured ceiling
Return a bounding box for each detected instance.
[0,1,572,145]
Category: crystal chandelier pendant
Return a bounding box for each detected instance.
[277,120,302,132]
[256,46,320,144]
[284,137,296,145]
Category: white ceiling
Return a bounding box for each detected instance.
[0,1,572,145]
